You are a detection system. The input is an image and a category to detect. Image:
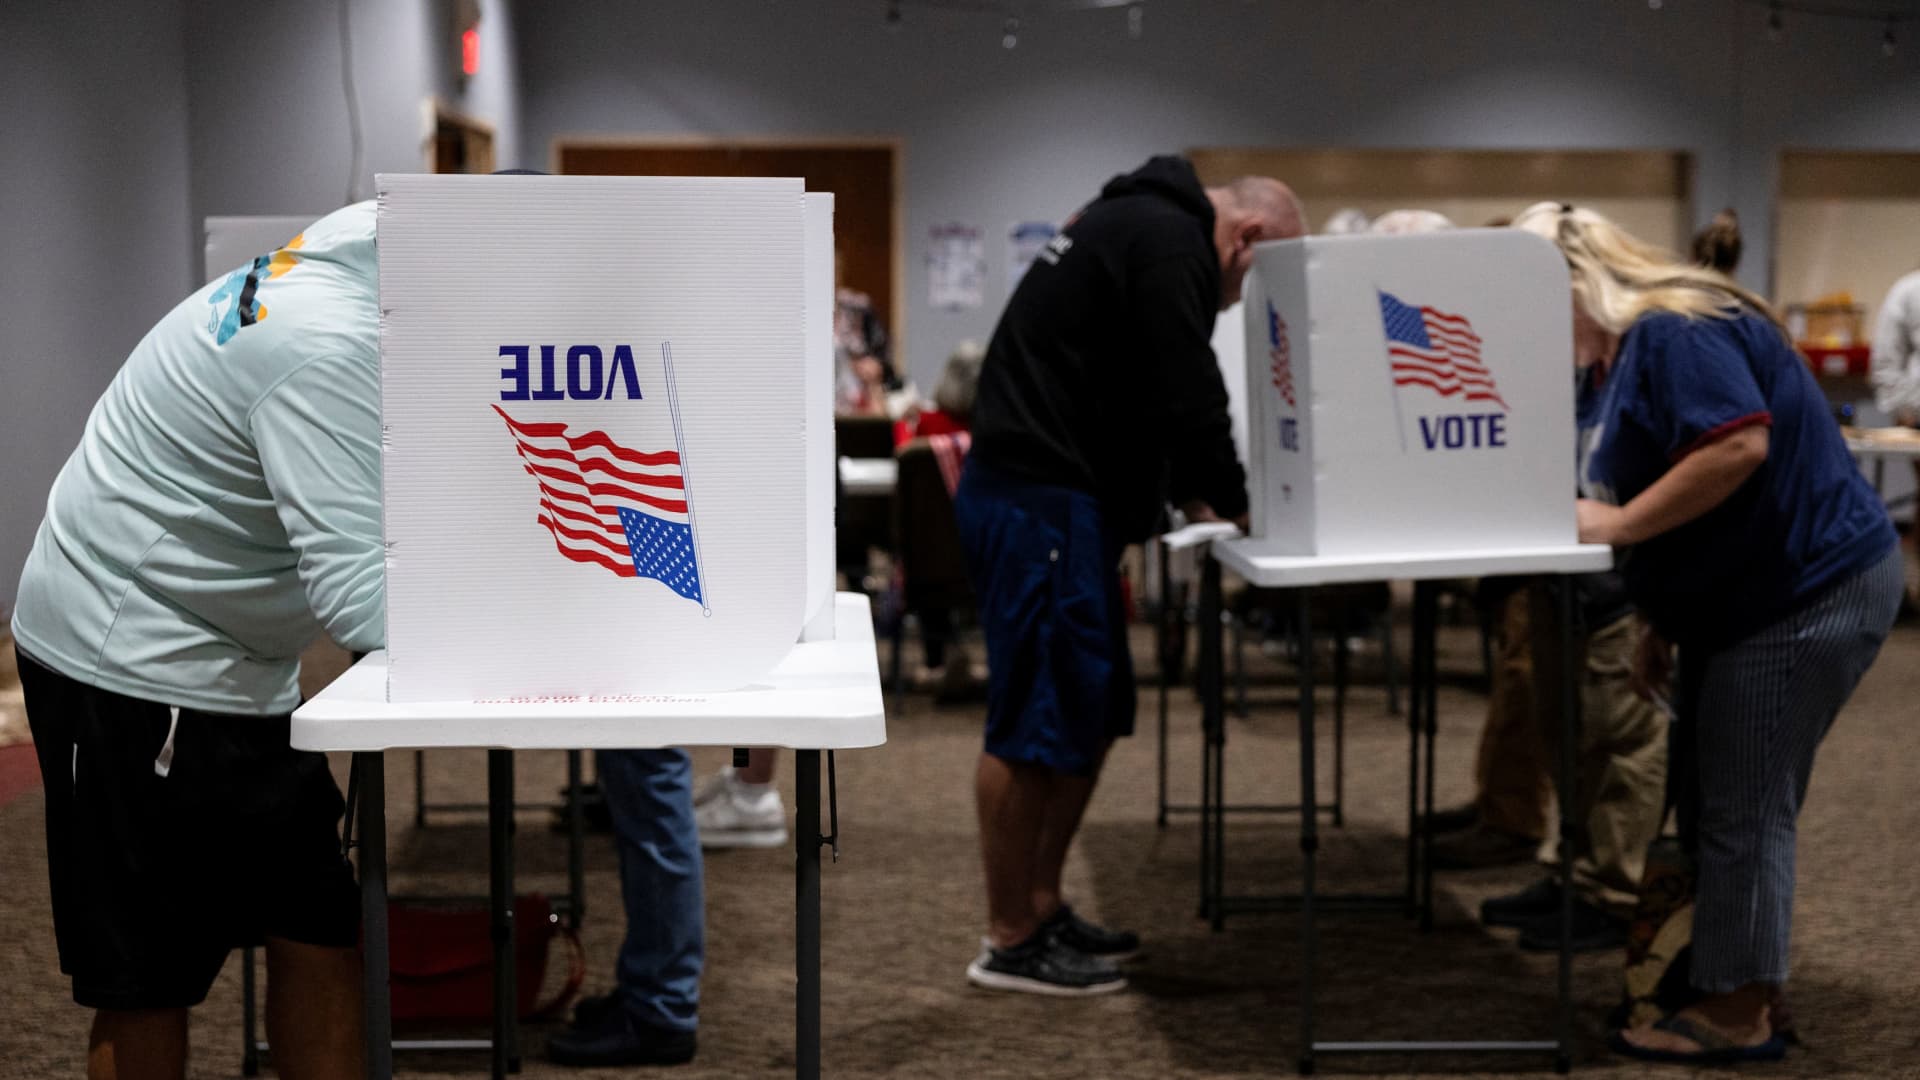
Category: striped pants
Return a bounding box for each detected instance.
[1679,546,1903,993]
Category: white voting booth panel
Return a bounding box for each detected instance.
[378,174,823,701]
[1242,230,1577,558]
[1211,302,1251,466]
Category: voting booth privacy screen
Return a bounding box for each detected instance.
[1243,230,1578,557]
[378,174,824,701]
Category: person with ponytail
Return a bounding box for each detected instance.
[1513,203,1900,1065]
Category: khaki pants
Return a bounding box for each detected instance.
[1475,589,1668,912]
[1473,589,1552,841]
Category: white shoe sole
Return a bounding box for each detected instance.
[965,960,1127,997]
[699,827,788,850]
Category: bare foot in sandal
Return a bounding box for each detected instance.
[1611,983,1787,1064]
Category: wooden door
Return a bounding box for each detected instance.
[556,141,901,348]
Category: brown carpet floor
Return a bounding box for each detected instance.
[4,616,1919,1078]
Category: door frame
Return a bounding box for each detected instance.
[550,134,907,355]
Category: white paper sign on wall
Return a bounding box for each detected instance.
[378,174,810,701]
[1243,230,1577,558]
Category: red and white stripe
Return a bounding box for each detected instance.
[492,405,686,578]
[1389,307,1507,410]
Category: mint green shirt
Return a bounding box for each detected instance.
[12,202,383,715]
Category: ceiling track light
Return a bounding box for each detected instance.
[1767,0,1783,40]
[885,0,901,27]
[1127,2,1144,39]
[1648,0,1663,9]
[1002,15,1019,48]
[1884,17,1898,56]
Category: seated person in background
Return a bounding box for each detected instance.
[834,288,916,416]
[896,339,984,446]
[1517,201,1900,1065]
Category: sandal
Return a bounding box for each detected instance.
[1608,1013,1788,1064]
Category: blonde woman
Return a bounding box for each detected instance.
[1514,203,1900,1065]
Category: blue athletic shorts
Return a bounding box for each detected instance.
[952,460,1135,776]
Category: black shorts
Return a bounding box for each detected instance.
[18,648,360,1010]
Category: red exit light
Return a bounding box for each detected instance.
[461,28,480,76]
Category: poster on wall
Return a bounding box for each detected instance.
[1007,221,1058,293]
[927,222,985,310]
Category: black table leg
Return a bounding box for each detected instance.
[1404,584,1428,916]
[1296,586,1318,1076]
[567,749,586,930]
[356,751,393,1080]
[796,748,822,1080]
[241,947,259,1076]
[487,750,518,1077]
[1531,578,1580,1074]
[1198,551,1226,929]
[1157,539,1171,828]
[1417,583,1440,932]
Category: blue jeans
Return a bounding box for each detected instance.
[595,749,703,1032]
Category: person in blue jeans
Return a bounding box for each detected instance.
[548,748,704,1067]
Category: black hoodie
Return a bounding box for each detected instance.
[969,155,1248,542]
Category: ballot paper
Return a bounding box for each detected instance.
[378,174,811,701]
[1242,230,1578,557]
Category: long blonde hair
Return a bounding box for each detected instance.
[1511,201,1781,336]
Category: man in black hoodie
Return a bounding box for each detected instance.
[956,156,1302,995]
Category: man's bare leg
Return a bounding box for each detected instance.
[1030,744,1109,921]
[264,938,364,1080]
[88,1009,187,1080]
[976,752,1051,948]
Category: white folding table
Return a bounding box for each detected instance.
[292,592,887,1080]
[837,456,897,497]
[1201,539,1612,1074]
[1845,430,1920,513]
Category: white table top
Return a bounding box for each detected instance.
[1844,431,1920,459]
[1213,538,1614,588]
[291,593,887,752]
[1160,521,1242,552]
[838,456,897,496]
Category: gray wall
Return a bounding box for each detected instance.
[0,1,195,616]
[185,0,524,243]
[516,0,1920,388]
[0,0,524,611]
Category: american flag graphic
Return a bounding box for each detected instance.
[1267,301,1295,408]
[1378,291,1507,411]
[493,404,705,606]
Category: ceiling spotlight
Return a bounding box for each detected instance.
[1002,16,1019,49]
[1127,3,1144,39]
[886,0,901,28]
[1884,19,1898,57]
[1647,0,1662,9]
[1767,1,1782,41]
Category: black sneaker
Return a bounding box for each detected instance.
[1481,878,1563,929]
[547,1002,697,1067]
[569,991,618,1030]
[1043,904,1142,962]
[1516,897,1628,953]
[1427,803,1480,835]
[966,932,1127,997]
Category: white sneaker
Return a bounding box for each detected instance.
[694,771,788,849]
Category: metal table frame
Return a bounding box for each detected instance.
[1198,546,1588,1074]
[348,746,838,1080]
[240,751,588,1076]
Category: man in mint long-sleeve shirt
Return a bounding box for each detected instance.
[12,202,378,1078]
